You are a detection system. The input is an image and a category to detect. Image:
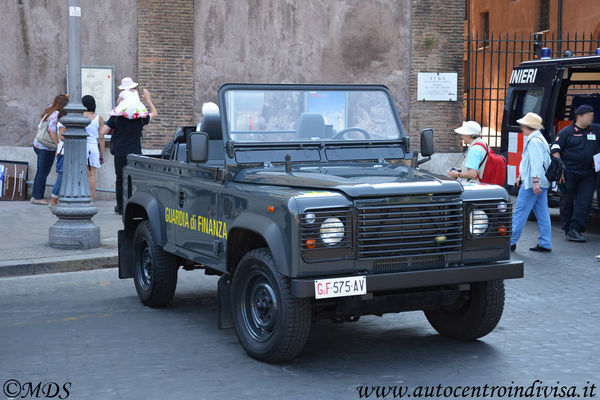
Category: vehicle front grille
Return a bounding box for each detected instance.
[356,195,463,260]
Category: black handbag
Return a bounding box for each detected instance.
[532,136,565,182]
[545,155,566,182]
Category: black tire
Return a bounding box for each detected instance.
[424,280,505,341]
[133,220,178,307]
[231,248,312,363]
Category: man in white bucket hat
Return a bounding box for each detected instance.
[448,120,489,183]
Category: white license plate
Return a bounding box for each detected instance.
[314,276,367,299]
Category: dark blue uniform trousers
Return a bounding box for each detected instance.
[559,170,596,233]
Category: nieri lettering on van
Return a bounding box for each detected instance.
[164,207,227,239]
[509,68,538,84]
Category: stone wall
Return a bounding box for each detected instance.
[0,0,138,147]
[192,0,412,132]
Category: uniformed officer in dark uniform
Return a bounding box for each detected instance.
[551,104,600,242]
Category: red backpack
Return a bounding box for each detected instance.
[472,142,507,186]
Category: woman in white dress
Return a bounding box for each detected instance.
[82,95,106,201]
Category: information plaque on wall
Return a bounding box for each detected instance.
[417,72,458,101]
[81,66,115,121]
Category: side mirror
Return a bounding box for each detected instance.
[411,129,435,168]
[187,132,209,163]
[420,128,435,157]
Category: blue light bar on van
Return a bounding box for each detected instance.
[540,47,551,59]
[596,48,600,55]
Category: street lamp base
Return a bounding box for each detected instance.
[49,206,100,249]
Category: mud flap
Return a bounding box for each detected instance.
[218,274,234,329]
[118,230,134,279]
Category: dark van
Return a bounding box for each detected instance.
[500,54,600,205]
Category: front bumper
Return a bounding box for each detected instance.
[290,260,524,298]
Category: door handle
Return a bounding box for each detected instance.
[179,191,185,208]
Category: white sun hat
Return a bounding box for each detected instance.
[118,77,138,90]
[454,121,482,136]
[516,112,544,130]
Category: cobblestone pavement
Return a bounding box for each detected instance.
[0,213,598,400]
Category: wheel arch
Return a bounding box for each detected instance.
[124,191,166,246]
[227,213,292,277]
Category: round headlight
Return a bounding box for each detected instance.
[469,210,489,237]
[497,202,508,213]
[305,213,316,224]
[320,217,344,246]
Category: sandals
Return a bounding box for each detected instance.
[30,198,49,205]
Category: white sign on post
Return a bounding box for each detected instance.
[81,66,115,122]
[417,72,458,101]
[69,6,81,17]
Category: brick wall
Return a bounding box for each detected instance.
[137,0,195,149]
[408,0,464,152]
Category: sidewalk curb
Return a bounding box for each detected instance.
[0,253,118,278]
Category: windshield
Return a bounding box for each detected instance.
[223,88,405,143]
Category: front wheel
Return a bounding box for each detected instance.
[232,248,311,363]
[424,280,505,340]
[133,220,178,307]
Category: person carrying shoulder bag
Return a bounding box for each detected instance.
[510,113,552,253]
[32,94,69,205]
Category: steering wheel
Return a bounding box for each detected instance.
[332,127,371,140]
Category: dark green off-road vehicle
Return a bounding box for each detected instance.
[118,84,523,362]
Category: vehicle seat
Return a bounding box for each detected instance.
[174,143,187,162]
[173,127,186,143]
[297,113,325,139]
[199,111,224,162]
[163,126,195,160]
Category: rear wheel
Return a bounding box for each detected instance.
[133,221,178,307]
[424,280,505,340]
[232,248,311,362]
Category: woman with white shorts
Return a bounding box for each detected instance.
[82,95,106,201]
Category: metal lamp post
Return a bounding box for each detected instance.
[49,0,100,249]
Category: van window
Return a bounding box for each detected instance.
[508,88,544,125]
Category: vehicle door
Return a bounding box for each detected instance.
[174,162,225,266]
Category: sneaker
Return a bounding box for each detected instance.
[114,205,123,215]
[529,245,551,252]
[596,255,600,261]
[510,244,516,252]
[566,229,585,242]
